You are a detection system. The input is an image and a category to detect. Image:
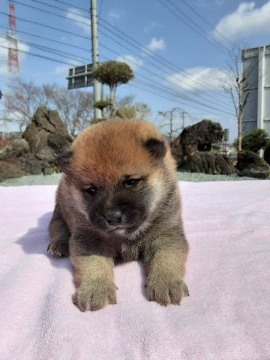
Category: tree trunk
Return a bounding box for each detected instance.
[109,86,116,118]
[238,114,242,152]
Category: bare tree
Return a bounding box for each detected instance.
[222,44,251,153]
[116,101,151,120]
[50,88,94,135]
[4,80,46,131]
[5,80,94,135]
[158,107,189,144]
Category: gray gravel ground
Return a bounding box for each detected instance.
[0,171,262,186]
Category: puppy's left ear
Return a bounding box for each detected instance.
[56,150,73,172]
[144,138,166,159]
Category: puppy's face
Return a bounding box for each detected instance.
[59,120,175,238]
[82,174,153,235]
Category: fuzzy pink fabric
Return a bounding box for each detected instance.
[0,181,269,360]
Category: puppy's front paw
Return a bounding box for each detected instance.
[72,279,117,312]
[47,239,69,257]
[146,272,189,306]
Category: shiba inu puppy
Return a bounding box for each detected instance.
[48,119,189,311]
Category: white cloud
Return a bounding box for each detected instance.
[17,41,30,54]
[213,1,270,41]
[66,8,90,33]
[109,9,122,20]
[166,67,230,92]
[116,54,143,72]
[54,59,81,77]
[144,37,166,53]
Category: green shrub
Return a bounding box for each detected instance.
[242,129,269,153]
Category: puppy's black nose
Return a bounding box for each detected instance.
[104,210,123,226]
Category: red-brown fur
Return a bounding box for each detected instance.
[48,119,189,311]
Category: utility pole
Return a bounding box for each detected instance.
[181,110,188,130]
[90,0,102,119]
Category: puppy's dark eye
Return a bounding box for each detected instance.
[85,186,97,195]
[123,179,140,188]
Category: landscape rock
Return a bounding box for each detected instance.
[0,107,73,181]
[237,150,270,179]
[179,119,224,155]
[263,144,270,165]
[180,152,236,175]
[171,119,236,175]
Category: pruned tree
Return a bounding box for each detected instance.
[94,100,110,119]
[242,129,269,153]
[94,61,134,117]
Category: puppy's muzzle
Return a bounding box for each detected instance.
[103,210,123,226]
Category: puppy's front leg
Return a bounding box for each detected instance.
[144,240,189,306]
[71,254,117,312]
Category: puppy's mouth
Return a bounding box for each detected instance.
[106,223,140,235]
[107,224,132,234]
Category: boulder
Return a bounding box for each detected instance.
[237,150,270,179]
[180,152,236,175]
[263,143,270,165]
[0,160,24,181]
[0,107,73,181]
[179,119,224,155]
[171,119,236,175]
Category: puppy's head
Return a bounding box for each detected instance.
[58,119,176,238]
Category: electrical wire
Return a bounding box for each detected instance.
[1,44,78,66]
[99,41,234,115]
[1,7,232,111]
[0,2,234,117]
[0,25,90,54]
[157,0,229,55]
[0,34,89,63]
[11,0,230,97]
[179,0,234,46]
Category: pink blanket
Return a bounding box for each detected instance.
[0,181,269,360]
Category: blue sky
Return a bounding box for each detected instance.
[1,0,270,141]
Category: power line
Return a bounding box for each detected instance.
[0,44,78,66]
[157,0,230,55]
[131,78,233,116]
[0,6,230,109]
[0,10,88,40]
[11,0,229,97]
[52,0,89,14]
[11,0,90,28]
[0,15,233,117]
[99,41,233,115]
[179,0,234,46]
[98,25,232,111]
[0,4,233,117]
[0,27,233,116]
[11,0,232,112]
[0,34,89,63]
[0,25,90,53]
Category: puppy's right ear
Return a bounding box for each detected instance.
[56,150,73,172]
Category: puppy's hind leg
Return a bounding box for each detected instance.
[48,204,70,257]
